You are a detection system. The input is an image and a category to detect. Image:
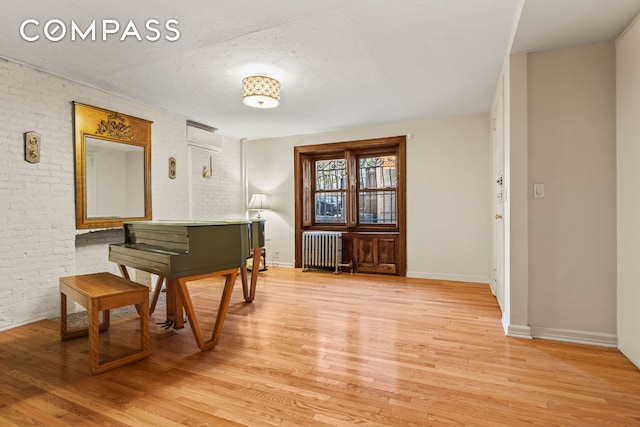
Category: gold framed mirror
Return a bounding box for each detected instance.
[73,102,152,229]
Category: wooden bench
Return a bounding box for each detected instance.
[59,272,150,375]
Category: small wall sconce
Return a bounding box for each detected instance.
[168,157,176,179]
[24,131,41,163]
[248,193,271,218]
[202,155,212,179]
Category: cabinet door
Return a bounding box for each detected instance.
[353,234,398,274]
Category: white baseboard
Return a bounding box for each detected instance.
[529,326,618,348]
[505,322,532,339]
[266,262,295,269]
[406,271,490,284]
[619,347,640,370]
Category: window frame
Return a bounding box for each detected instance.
[294,136,406,270]
[355,149,399,228]
[299,145,402,231]
[312,155,348,225]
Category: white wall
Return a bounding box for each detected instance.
[526,43,617,345]
[507,53,531,337]
[616,16,640,367]
[189,142,244,220]
[246,114,492,283]
[0,60,243,330]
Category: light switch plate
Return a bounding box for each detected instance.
[533,183,544,198]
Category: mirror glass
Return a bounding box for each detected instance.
[74,103,152,229]
[85,137,145,218]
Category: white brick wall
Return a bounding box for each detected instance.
[190,138,244,220]
[0,59,243,330]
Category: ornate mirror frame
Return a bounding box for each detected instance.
[73,102,152,229]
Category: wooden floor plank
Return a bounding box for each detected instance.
[1,267,639,426]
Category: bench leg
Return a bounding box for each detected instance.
[88,299,101,374]
[59,273,150,375]
[60,292,109,340]
[88,297,149,375]
[136,301,150,355]
[60,291,68,339]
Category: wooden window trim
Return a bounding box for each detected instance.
[294,136,406,275]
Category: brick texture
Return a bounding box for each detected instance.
[0,60,243,330]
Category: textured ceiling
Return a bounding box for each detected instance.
[1,0,639,140]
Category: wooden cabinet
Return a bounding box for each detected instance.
[343,233,403,275]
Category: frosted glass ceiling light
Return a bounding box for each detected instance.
[242,75,281,109]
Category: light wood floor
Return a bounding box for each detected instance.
[1,268,639,426]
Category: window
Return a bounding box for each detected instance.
[294,136,406,274]
[358,155,397,224]
[311,155,398,225]
[295,136,405,231]
[315,159,346,224]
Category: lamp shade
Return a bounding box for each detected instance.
[248,193,270,219]
[242,76,280,109]
[248,193,271,210]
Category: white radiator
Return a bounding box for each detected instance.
[302,231,343,273]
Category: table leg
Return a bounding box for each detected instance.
[174,269,238,351]
[119,264,130,280]
[150,275,164,314]
[165,278,185,329]
[241,247,262,303]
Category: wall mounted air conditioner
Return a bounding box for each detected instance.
[186,120,222,152]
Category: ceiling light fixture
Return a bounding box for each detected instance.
[242,75,281,109]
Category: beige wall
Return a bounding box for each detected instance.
[508,53,530,336]
[526,43,617,344]
[246,114,492,283]
[616,16,640,367]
